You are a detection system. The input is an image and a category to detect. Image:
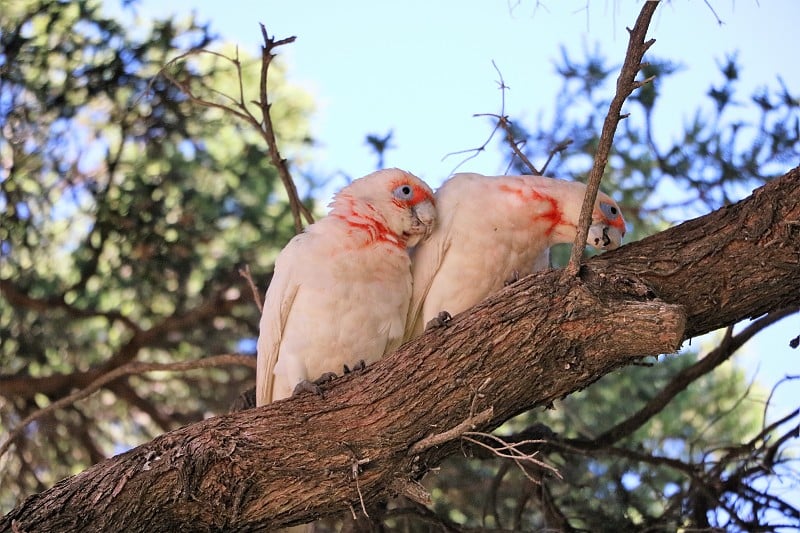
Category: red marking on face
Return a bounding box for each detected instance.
[498,183,565,235]
[390,180,435,209]
[609,210,627,234]
[594,203,627,236]
[333,199,405,250]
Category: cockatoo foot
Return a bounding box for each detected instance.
[292,372,338,398]
[504,270,521,286]
[343,360,367,374]
[425,311,452,331]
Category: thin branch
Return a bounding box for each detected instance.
[540,138,573,175]
[0,354,256,459]
[238,264,264,312]
[497,114,540,175]
[562,0,659,278]
[765,374,800,430]
[490,61,540,175]
[157,29,314,235]
[258,24,314,233]
[408,407,494,455]
[0,279,141,333]
[462,431,561,483]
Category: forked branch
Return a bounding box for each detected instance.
[158,26,314,234]
[563,0,660,277]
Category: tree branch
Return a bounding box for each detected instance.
[581,306,799,448]
[157,30,314,235]
[257,25,314,233]
[564,0,659,277]
[0,289,242,400]
[0,354,256,459]
[4,166,798,530]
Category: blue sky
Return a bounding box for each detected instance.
[108,0,798,472]
[117,0,800,188]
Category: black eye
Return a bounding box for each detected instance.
[393,184,414,200]
[600,202,619,219]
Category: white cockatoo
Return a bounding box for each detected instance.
[405,172,626,340]
[256,168,436,405]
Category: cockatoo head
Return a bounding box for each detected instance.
[331,168,437,248]
[537,178,626,250]
[587,191,626,250]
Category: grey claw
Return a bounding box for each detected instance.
[292,380,324,398]
[292,372,338,398]
[425,311,453,331]
[343,360,366,374]
[504,270,521,286]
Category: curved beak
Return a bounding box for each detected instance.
[587,223,624,251]
[405,199,437,248]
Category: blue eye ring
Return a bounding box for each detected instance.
[393,184,415,200]
[599,202,619,219]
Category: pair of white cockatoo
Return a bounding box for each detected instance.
[256,168,626,405]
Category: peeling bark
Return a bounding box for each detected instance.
[3,167,799,532]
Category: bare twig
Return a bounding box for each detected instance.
[157,27,314,235]
[257,24,314,233]
[408,407,494,455]
[540,138,573,175]
[490,61,540,175]
[443,61,545,175]
[238,264,263,312]
[351,457,370,518]
[764,374,800,430]
[462,431,561,484]
[703,0,724,26]
[562,0,660,278]
[497,114,540,175]
[0,354,256,459]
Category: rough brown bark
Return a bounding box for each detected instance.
[3,167,799,532]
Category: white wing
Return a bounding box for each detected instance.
[405,224,452,340]
[255,240,302,406]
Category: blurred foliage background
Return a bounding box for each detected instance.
[1,0,798,530]
[0,0,314,508]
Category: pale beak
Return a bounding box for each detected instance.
[405,199,437,248]
[587,224,623,250]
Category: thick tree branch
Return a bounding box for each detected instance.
[3,167,798,531]
[581,306,799,448]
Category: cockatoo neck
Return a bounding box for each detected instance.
[330,193,405,248]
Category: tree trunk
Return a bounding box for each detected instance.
[3,167,799,532]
